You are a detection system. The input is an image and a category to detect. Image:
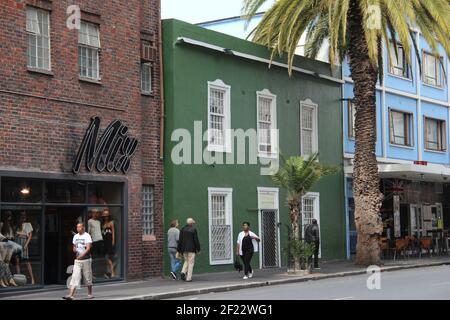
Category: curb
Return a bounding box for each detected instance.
[123,261,450,300]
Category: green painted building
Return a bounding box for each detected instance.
[162,19,346,275]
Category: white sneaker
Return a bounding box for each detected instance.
[243,275,248,280]
[248,272,253,278]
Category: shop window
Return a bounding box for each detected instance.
[389,109,413,147]
[425,117,447,151]
[388,41,410,79]
[1,178,42,203]
[45,181,86,203]
[208,188,233,265]
[0,208,42,289]
[26,6,51,71]
[87,182,122,205]
[142,185,154,235]
[423,52,443,87]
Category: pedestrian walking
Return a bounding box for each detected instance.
[167,219,182,280]
[305,219,320,269]
[177,218,200,282]
[63,222,94,300]
[236,222,260,280]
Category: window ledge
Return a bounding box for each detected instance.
[207,145,232,154]
[141,91,154,97]
[389,143,415,150]
[142,235,156,242]
[422,82,444,90]
[258,152,278,159]
[387,73,413,82]
[424,148,447,154]
[79,77,102,85]
[27,68,54,76]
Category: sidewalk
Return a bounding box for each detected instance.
[1,256,450,300]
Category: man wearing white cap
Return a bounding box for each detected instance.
[177,218,200,282]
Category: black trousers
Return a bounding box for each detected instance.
[312,241,320,268]
[241,250,253,276]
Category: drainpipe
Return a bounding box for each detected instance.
[158,7,165,160]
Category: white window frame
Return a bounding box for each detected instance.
[257,187,280,269]
[78,21,101,81]
[207,79,231,153]
[388,41,410,79]
[424,117,447,152]
[256,89,278,158]
[422,51,443,88]
[301,192,321,258]
[300,99,319,158]
[389,108,414,147]
[208,187,233,265]
[141,62,153,94]
[26,6,51,71]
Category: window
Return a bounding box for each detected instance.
[423,52,443,87]
[26,7,50,70]
[424,117,447,152]
[388,42,410,79]
[207,80,231,153]
[389,109,413,146]
[348,100,356,139]
[257,90,277,157]
[78,21,100,80]
[208,188,233,265]
[141,62,152,94]
[142,185,154,235]
[300,99,318,157]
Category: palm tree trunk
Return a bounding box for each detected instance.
[289,200,301,270]
[347,0,383,266]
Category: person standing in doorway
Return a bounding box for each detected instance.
[102,208,115,279]
[177,218,200,282]
[236,222,260,280]
[305,219,320,269]
[167,219,181,280]
[63,222,93,300]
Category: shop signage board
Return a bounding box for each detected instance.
[72,116,139,174]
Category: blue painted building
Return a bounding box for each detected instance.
[201,15,450,259]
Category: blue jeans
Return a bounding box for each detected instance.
[168,248,181,273]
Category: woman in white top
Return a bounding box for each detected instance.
[236,222,260,280]
[15,211,35,285]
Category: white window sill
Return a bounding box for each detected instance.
[79,77,102,85]
[424,148,447,154]
[141,91,154,97]
[387,72,413,82]
[27,67,53,76]
[389,143,415,150]
[422,82,444,90]
[258,152,278,159]
[209,260,233,266]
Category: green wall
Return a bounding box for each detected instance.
[162,19,345,275]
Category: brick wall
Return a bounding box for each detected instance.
[0,0,163,279]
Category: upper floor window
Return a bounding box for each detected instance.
[423,52,443,87]
[389,109,413,147]
[26,7,50,71]
[348,100,356,139]
[257,90,277,157]
[207,80,231,153]
[300,99,318,157]
[388,42,410,79]
[424,117,447,152]
[78,21,100,80]
[141,38,156,95]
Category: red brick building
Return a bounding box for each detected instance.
[0,0,163,290]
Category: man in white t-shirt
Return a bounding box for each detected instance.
[63,222,93,300]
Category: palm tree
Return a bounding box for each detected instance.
[244,0,450,266]
[271,153,335,270]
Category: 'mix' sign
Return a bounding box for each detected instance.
[72,116,139,174]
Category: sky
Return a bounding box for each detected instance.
[161,0,274,24]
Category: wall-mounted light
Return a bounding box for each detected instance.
[20,187,30,195]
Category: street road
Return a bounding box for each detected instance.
[169,265,450,300]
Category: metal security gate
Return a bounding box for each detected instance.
[261,209,280,268]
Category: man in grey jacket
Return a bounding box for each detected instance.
[167,219,181,280]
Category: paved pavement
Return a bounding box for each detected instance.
[171,265,450,300]
[1,257,450,300]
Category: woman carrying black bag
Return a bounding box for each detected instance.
[236,222,260,280]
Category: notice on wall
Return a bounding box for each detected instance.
[393,195,401,238]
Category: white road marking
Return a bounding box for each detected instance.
[333,296,354,300]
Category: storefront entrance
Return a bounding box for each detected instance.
[0,175,125,291]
